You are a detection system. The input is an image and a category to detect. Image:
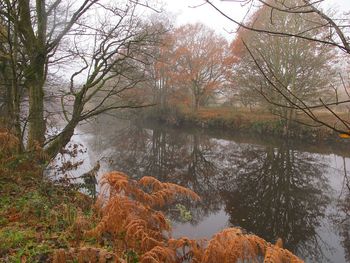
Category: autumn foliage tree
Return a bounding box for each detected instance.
[171,23,232,111]
[147,23,232,112]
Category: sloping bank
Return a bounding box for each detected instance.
[142,108,345,143]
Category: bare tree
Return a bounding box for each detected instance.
[232,0,337,130]
[133,15,175,112]
[205,0,350,135]
[0,0,162,159]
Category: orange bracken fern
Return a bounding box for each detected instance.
[0,131,19,159]
[54,171,304,263]
[202,228,267,263]
[87,171,200,259]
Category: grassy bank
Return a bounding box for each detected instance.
[0,172,97,262]
[144,107,348,142]
[0,132,116,262]
[0,153,106,262]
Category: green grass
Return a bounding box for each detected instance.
[0,169,93,262]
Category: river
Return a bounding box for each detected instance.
[57,117,350,263]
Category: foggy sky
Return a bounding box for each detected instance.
[162,0,350,40]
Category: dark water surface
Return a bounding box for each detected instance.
[69,119,350,262]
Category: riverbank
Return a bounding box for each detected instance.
[0,131,306,263]
[143,107,348,143]
[0,155,104,262]
[0,132,117,262]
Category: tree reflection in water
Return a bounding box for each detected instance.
[334,158,350,262]
[221,143,330,261]
[83,122,349,262]
[96,125,225,223]
[338,191,350,262]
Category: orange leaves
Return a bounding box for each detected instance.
[168,237,205,263]
[88,171,303,263]
[52,247,119,263]
[156,23,231,110]
[201,228,304,263]
[141,246,175,263]
[88,171,200,260]
[100,172,200,208]
[100,171,130,194]
[138,176,200,207]
[339,133,350,138]
[0,131,20,158]
[58,170,304,263]
[264,240,303,263]
[202,228,267,263]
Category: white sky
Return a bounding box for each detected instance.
[160,0,350,41]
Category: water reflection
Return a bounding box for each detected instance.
[221,144,330,260]
[81,122,349,262]
[339,192,350,262]
[92,126,225,222]
[334,163,350,263]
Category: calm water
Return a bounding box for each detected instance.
[65,118,350,263]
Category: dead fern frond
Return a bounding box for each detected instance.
[169,237,205,263]
[87,171,200,260]
[202,228,267,263]
[101,171,130,194]
[140,246,175,263]
[264,242,303,263]
[201,228,304,263]
[86,171,303,263]
[52,247,120,263]
[138,176,201,207]
[138,176,164,190]
[0,131,19,158]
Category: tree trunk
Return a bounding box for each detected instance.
[27,57,46,148]
[194,96,200,112]
[285,108,295,136]
[28,82,45,147]
[45,91,85,159]
[1,63,22,148]
[10,74,22,150]
[45,120,78,159]
[18,0,47,148]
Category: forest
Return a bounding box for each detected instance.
[0,0,350,262]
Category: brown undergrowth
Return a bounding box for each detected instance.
[0,130,49,173]
[0,131,20,172]
[52,171,303,263]
[87,171,201,262]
